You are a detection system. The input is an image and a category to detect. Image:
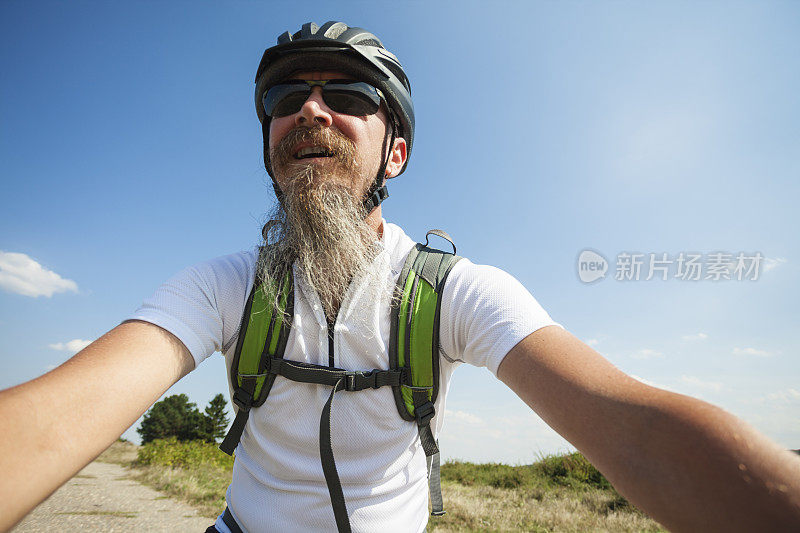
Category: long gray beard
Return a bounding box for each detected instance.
[257,164,381,323]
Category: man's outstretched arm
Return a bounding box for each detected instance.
[498,325,800,532]
[0,320,195,532]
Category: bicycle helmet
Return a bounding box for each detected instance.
[255,21,415,212]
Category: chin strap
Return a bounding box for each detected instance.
[263,118,286,204]
[363,185,389,213]
[361,115,397,215]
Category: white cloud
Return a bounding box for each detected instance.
[48,339,92,353]
[763,257,787,272]
[0,251,78,298]
[444,409,484,425]
[765,388,800,403]
[631,348,662,359]
[585,338,599,347]
[630,374,677,392]
[693,255,784,279]
[45,338,93,372]
[681,332,708,341]
[732,347,772,357]
[680,375,723,392]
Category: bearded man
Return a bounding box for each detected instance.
[1,21,800,533]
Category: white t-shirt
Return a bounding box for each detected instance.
[129,221,561,533]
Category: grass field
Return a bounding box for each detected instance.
[102,439,666,532]
[430,455,664,532]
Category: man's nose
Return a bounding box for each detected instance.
[295,87,333,128]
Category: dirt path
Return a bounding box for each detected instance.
[12,448,213,532]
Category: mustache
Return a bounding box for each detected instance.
[270,125,357,170]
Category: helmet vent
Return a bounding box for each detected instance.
[297,22,319,40]
[323,22,348,40]
[356,38,382,47]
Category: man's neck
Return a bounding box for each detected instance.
[365,205,384,240]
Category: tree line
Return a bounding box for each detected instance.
[137,393,230,444]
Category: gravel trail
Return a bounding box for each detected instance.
[12,460,214,532]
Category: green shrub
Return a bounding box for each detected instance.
[533,452,611,489]
[441,452,611,491]
[442,461,530,489]
[135,437,234,470]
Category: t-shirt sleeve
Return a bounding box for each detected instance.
[126,251,256,368]
[439,259,563,376]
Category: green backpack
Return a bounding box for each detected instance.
[219,230,462,533]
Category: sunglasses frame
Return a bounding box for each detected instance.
[262,79,385,119]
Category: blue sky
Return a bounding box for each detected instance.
[1,1,798,463]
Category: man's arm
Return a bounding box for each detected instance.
[497,325,800,532]
[0,320,195,532]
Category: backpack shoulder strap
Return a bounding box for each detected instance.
[389,229,462,516]
[219,266,293,455]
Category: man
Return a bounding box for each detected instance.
[1,21,799,533]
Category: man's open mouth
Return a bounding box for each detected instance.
[294,146,335,160]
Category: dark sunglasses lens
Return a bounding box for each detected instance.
[263,85,310,118]
[324,84,381,116]
[324,92,379,116]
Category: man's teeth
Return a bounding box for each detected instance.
[296,146,333,159]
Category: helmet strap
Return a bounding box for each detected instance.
[262,118,285,203]
[362,115,397,214]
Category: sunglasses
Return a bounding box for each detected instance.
[262,79,384,119]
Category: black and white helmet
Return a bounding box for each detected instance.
[255,21,415,209]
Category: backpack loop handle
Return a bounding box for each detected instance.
[424,229,456,254]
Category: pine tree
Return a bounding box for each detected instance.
[202,393,230,443]
[137,393,205,444]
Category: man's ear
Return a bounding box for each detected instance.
[385,137,407,178]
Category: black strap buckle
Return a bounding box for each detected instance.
[345,370,378,391]
[232,389,254,411]
[415,401,436,426]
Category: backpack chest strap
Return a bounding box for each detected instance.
[265,357,406,391]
